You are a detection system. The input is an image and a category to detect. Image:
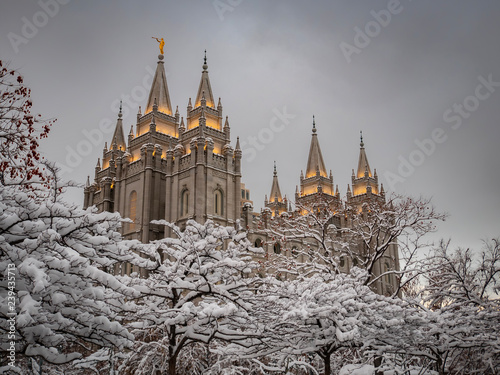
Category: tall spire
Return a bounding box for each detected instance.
[305,116,327,178]
[145,54,172,115]
[195,50,215,108]
[270,161,283,202]
[111,101,126,151]
[356,131,372,178]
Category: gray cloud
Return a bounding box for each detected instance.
[1,0,498,250]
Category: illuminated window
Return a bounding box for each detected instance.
[181,189,189,217]
[214,189,223,215]
[129,191,137,231]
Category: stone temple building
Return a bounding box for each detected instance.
[83,49,399,295]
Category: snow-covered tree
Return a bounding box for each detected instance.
[257,194,446,297]
[413,239,500,374]
[119,219,263,375]
[0,166,157,373]
[0,63,154,373]
[0,60,52,186]
[224,269,414,375]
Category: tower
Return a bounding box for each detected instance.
[295,116,341,212]
[264,162,288,216]
[84,50,241,242]
[346,131,385,209]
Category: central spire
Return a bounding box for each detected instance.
[145,54,172,115]
[305,115,328,178]
[195,50,215,108]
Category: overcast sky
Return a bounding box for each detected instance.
[1,0,499,251]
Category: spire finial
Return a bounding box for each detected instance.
[312,115,316,133]
[360,131,364,148]
[203,50,208,71]
[273,161,277,176]
[118,100,123,118]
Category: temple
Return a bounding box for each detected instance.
[83,48,398,295]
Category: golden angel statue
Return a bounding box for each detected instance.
[152,37,165,55]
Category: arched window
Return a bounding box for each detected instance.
[339,256,345,268]
[180,189,189,217]
[274,242,281,255]
[214,189,223,216]
[254,238,262,248]
[128,191,137,231]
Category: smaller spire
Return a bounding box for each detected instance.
[235,136,241,151]
[153,97,158,112]
[138,106,142,115]
[129,125,134,136]
[179,116,185,129]
[85,176,90,188]
[96,158,101,168]
[188,97,192,110]
[224,116,230,129]
[175,106,179,116]
[217,97,222,108]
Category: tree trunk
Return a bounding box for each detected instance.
[168,355,177,375]
[323,352,331,375]
[374,355,383,375]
